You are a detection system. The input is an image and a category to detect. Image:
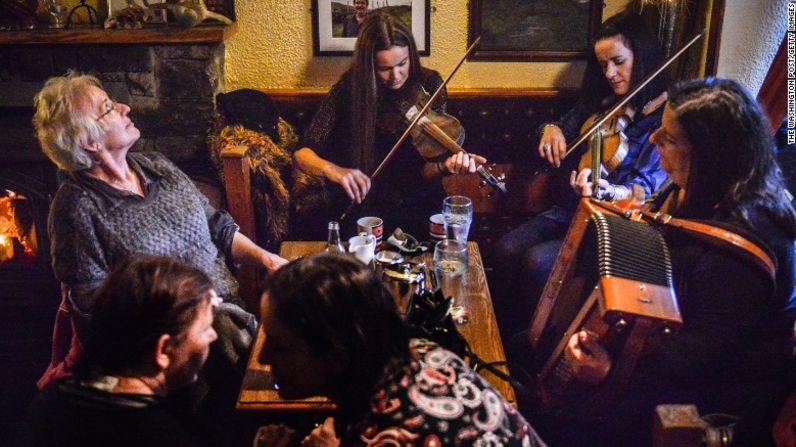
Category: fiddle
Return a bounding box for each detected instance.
[388,85,507,194]
[576,105,635,175]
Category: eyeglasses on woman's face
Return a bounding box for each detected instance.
[96,98,118,122]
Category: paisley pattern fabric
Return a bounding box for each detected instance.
[348,339,546,447]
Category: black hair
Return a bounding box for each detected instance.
[581,10,670,112]
[262,253,409,421]
[76,256,214,379]
[668,77,796,237]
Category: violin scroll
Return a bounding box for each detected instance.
[477,164,507,195]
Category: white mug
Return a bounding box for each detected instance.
[348,232,376,265]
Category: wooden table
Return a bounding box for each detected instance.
[237,241,516,411]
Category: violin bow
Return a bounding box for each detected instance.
[339,37,482,222]
[560,30,705,160]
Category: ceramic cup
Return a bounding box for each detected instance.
[356,216,384,252]
[429,213,446,241]
[348,232,376,266]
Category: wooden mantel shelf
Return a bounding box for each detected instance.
[0,23,236,45]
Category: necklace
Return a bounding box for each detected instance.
[101,171,141,195]
[110,178,136,194]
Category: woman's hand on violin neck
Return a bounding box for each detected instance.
[570,168,609,198]
[444,152,487,175]
[323,164,371,204]
[570,168,632,200]
[539,124,566,168]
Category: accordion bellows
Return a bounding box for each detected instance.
[591,212,681,325]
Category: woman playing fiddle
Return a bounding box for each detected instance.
[563,77,796,447]
[491,11,670,337]
[294,11,485,237]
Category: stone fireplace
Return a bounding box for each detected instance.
[0,25,233,436]
[0,28,230,162]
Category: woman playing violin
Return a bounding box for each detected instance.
[295,11,485,237]
[491,11,670,337]
[562,77,796,447]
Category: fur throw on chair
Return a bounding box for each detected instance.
[208,118,328,249]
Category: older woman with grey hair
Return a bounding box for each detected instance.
[33,71,286,388]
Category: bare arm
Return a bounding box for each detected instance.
[230,231,287,273]
[294,147,371,204]
[294,147,336,177]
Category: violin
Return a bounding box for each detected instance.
[386,84,507,194]
[576,105,635,175]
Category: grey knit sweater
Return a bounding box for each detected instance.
[49,151,241,315]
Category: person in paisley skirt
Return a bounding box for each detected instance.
[254,254,546,447]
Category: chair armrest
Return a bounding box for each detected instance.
[220,144,260,309]
[220,144,256,240]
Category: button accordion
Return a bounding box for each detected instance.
[528,199,683,416]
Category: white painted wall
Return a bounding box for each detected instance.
[717,0,786,95]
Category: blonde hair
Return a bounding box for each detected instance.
[33,72,105,172]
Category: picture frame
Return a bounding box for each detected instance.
[468,0,602,61]
[107,0,128,20]
[106,0,235,25]
[204,0,237,22]
[312,0,430,56]
[106,0,168,24]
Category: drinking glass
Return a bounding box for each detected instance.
[433,239,469,324]
[433,239,467,278]
[442,195,473,242]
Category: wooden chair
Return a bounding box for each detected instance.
[219,144,261,310]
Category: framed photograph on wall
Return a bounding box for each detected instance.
[204,0,236,22]
[107,0,129,20]
[468,0,602,61]
[312,0,430,56]
[106,0,168,23]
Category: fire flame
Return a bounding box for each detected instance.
[0,190,36,262]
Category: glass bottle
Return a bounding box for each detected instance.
[324,221,345,254]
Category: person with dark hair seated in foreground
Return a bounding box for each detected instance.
[253,254,546,447]
[562,78,796,447]
[16,256,222,447]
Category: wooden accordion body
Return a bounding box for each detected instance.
[529,199,683,416]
